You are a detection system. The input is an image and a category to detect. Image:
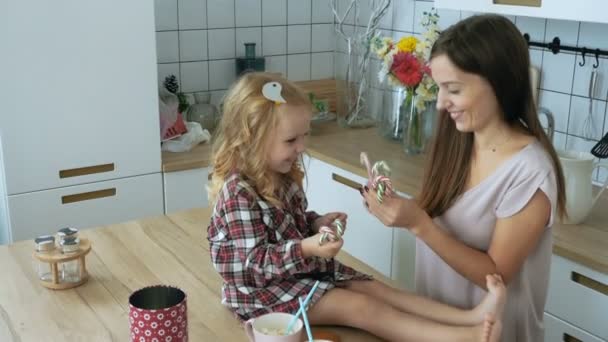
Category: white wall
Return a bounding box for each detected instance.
[153,0,335,106]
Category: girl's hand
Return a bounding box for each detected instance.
[361,187,430,235]
[301,233,344,259]
[312,212,347,234]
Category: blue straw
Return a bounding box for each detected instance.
[286,280,320,334]
[298,297,314,342]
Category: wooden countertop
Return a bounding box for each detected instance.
[0,208,391,341]
[162,142,212,172]
[161,121,608,275]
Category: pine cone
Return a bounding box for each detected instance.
[164,75,179,93]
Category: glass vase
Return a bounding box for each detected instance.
[402,89,430,155]
[335,36,375,129]
[378,87,407,140]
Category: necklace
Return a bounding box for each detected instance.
[478,131,512,153]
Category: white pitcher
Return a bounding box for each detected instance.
[558,150,608,224]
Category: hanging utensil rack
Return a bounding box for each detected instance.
[524,33,608,68]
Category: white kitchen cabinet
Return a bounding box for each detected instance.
[545,312,606,342]
[304,156,417,281]
[163,167,210,214]
[434,0,608,25]
[8,173,163,241]
[0,0,162,242]
[0,0,161,195]
[545,254,608,340]
[391,226,417,291]
[0,138,9,245]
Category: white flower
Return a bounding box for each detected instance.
[370,35,394,57]
[377,47,396,84]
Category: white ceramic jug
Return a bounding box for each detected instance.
[558,150,608,224]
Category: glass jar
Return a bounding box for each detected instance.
[34,235,56,281]
[60,237,81,283]
[57,227,78,244]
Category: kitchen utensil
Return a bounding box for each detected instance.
[286,280,320,334]
[298,297,314,342]
[591,132,608,158]
[129,285,187,342]
[558,150,608,224]
[538,107,555,142]
[582,70,599,140]
[530,66,540,106]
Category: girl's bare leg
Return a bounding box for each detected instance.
[306,287,501,342]
[343,274,506,326]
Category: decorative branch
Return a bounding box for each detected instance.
[330,0,391,127]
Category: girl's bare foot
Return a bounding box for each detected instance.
[471,274,506,324]
[482,314,502,342]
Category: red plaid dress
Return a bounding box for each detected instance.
[207,172,371,321]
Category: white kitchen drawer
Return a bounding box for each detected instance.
[8,173,164,242]
[304,156,395,278]
[163,167,210,214]
[545,312,606,342]
[546,255,608,340]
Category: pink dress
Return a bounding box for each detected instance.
[415,140,558,342]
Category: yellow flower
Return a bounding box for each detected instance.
[396,36,418,53]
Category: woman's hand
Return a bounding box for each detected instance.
[361,187,431,235]
[312,212,347,234]
[301,234,344,259]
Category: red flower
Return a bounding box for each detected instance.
[390,52,423,88]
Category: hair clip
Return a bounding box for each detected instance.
[262,81,287,105]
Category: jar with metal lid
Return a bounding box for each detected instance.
[60,237,81,283]
[34,235,56,281]
[57,227,78,243]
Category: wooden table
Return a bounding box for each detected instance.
[0,208,389,341]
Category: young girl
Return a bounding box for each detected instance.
[207,72,505,342]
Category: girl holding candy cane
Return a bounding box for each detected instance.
[208,72,506,342]
[362,15,566,342]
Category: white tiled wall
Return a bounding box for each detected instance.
[334,0,608,182]
[154,0,335,105]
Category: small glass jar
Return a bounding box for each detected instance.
[60,237,81,283]
[34,235,56,281]
[57,227,78,244]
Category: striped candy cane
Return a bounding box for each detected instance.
[360,152,394,203]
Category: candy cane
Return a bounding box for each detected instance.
[318,219,346,246]
[360,152,395,203]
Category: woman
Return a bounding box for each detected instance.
[362,14,566,342]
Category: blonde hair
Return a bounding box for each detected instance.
[208,72,311,207]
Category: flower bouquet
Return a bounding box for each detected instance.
[370,10,440,154]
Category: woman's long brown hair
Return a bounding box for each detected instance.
[418,14,566,220]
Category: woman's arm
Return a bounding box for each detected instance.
[363,189,551,289]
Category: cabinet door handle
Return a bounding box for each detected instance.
[59,163,115,178]
[61,188,116,204]
[331,173,362,191]
[571,271,608,296]
[493,0,541,7]
[563,333,583,342]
